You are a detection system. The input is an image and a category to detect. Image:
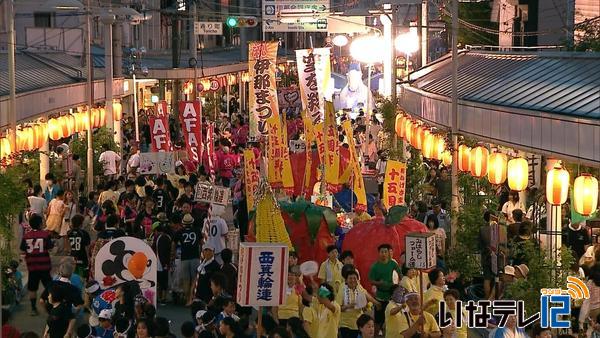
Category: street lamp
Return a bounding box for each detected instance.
[395,31,419,74]
[350,35,384,167]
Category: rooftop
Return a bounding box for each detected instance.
[409,50,600,119]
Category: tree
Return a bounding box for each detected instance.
[70,127,119,180]
[573,18,600,52]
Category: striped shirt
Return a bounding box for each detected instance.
[20,230,53,272]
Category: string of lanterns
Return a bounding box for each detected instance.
[395,113,599,216]
[1,101,123,160]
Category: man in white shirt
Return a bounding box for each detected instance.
[28,185,48,217]
[98,143,121,180]
[126,144,140,178]
[202,204,229,264]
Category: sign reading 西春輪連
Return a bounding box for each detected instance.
[237,243,289,307]
[405,232,436,270]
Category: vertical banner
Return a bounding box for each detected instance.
[383,160,407,210]
[243,149,260,212]
[302,114,315,197]
[342,120,367,211]
[206,123,215,180]
[150,101,171,152]
[178,101,203,162]
[314,122,325,168]
[314,47,332,102]
[296,49,324,125]
[248,41,279,138]
[323,102,340,191]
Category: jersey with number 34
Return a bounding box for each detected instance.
[20,230,53,272]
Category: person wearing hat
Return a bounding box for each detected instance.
[190,243,221,304]
[514,264,529,280]
[398,292,441,338]
[96,309,115,338]
[176,213,202,304]
[495,265,516,300]
[152,222,173,305]
[202,204,229,264]
[339,63,374,117]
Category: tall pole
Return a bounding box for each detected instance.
[103,15,115,134]
[450,0,459,247]
[362,64,372,168]
[191,1,198,99]
[421,0,428,66]
[86,0,95,191]
[7,0,17,154]
[133,72,139,142]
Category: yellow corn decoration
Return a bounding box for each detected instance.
[254,181,294,250]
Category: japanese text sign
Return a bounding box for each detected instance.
[342,120,366,210]
[296,49,325,125]
[383,160,407,209]
[405,232,436,270]
[194,183,231,205]
[150,101,171,152]
[178,101,203,162]
[248,41,279,138]
[237,243,289,307]
[323,101,340,190]
[243,149,260,212]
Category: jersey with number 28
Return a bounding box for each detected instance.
[20,229,53,272]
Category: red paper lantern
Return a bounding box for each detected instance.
[470,145,489,178]
[546,163,570,205]
[458,145,471,172]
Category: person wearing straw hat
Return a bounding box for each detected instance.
[514,264,529,280]
[398,292,441,338]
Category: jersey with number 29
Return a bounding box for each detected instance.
[20,229,53,272]
[177,227,201,260]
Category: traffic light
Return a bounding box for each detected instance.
[225,16,258,28]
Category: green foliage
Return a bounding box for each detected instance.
[0,170,27,266]
[379,100,401,161]
[405,148,427,206]
[504,244,575,315]
[70,127,118,179]
[572,19,600,52]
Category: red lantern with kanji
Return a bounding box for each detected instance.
[546,163,570,205]
[458,145,471,172]
[470,145,489,178]
[487,152,507,185]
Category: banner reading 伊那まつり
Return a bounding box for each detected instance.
[249,41,279,138]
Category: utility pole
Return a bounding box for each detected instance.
[190,0,198,99]
[450,0,459,247]
[421,0,428,66]
[7,0,17,155]
[86,0,95,191]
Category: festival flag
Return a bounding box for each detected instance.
[302,113,315,197]
[296,49,324,125]
[206,122,215,181]
[383,160,407,210]
[266,114,294,193]
[315,48,332,102]
[279,115,295,193]
[178,101,203,162]
[323,102,340,191]
[150,101,171,152]
[342,120,367,211]
[243,149,260,212]
[248,41,279,138]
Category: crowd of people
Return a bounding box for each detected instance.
[3,95,600,338]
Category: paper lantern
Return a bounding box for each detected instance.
[573,174,598,216]
[458,145,471,172]
[546,163,570,205]
[487,153,508,185]
[32,124,46,149]
[113,101,123,121]
[411,125,425,150]
[227,74,237,85]
[404,120,413,142]
[422,131,435,158]
[395,115,403,137]
[508,158,528,191]
[442,151,452,167]
[470,145,489,178]
[433,136,446,161]
[0,137,10,159]
[58,115,75,138]
[48,118,62,141]
[91,108,106,129]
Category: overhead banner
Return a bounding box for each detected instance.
[243,149,260,212]
[178,101,203,162]
[249,41,279,138]
[342,120,367,210]
[323,102,340,191]
[139,152,176,175]
[383,160,407,210]
[150,101,171,152]
[296,49,324,125]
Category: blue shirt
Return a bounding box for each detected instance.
[95,326,114,338]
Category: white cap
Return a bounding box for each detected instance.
[98,309,113,320]
[175,160,184,167]
[195,310,207,319]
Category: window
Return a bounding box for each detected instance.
[34,12,54,28]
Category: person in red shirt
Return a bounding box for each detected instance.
[232,119,249,148]
[2,309,20,338]
[20,214,53,316]
[217,146,236,187]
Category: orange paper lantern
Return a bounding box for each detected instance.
[441,151,452,166]
[546,163,570,205]
[470,145,489,178]
[59,115,75,138]
[573,174,599,216]
[433,136,446,161]
[508,158,529,191]
[32,124,46,149]
[48,118,62,141]
[411,125,425,150]
[458,145,471,172]
[422,131,435,158]
[113,101,123,121]
[487,152,508,185]
[395,114,403,137]
[0,137,10,159]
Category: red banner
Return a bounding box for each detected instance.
[206,122,215,180]
[150,101,171,152]
[178,101,203,162]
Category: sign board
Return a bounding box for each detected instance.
[311,194,333,208]
[382,160,407,210]
[262,0,329,32]
[278,87,302,109]
[194,183,231,205]
[237,243,289,306]
[289,139,306,153]
[139,152,176,175]
[194,22,223,35]
[94,237,158,305]
[405,232,436,270]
